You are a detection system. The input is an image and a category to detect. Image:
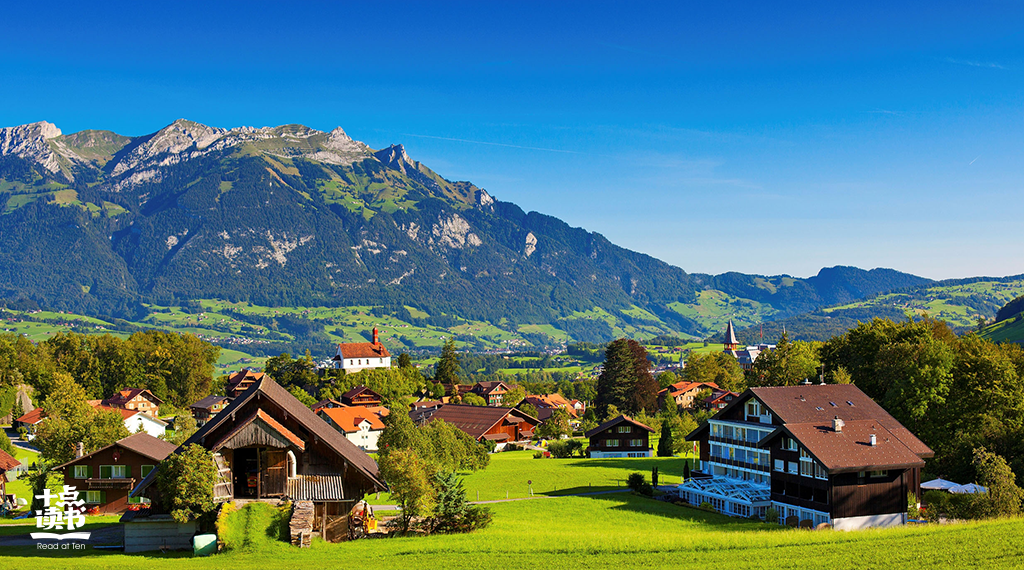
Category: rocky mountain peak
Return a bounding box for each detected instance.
[0,121,65,176]
[373,144,413,169]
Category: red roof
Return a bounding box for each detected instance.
[662,381,718,396]
[0,449,20,471]
[104,388,163,406]
[15,407,46,425]
[335,342,391,359]
[319,407,386,433]
[228,369,266,386]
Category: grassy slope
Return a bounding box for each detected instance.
[980,317,1024,344]
[2,495,1022,568]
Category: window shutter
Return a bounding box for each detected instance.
[87,465,93,479]
[100,465,111,479]
[99,490,106,504]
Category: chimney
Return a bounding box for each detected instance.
[870,433,877,446]
[75,442,85,459]
[832,416,844,433]
[373,327,379,345]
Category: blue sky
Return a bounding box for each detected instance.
[3,1,1023,279]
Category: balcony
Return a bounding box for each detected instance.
[87,478,137,490]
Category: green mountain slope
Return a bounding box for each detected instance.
[0,119,934,343]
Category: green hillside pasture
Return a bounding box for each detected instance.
[668,290,778,335]
[826,279,1024,329]
[980,316,1024,345]
[366,450,696,505]
[3,495,1022,568]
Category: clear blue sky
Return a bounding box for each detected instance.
[3,1,1023,279]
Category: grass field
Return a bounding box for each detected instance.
[2,494,1022,568]
[366,450,696,505]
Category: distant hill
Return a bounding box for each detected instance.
[0,119,939,345]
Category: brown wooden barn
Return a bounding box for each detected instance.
[409,404,538,447]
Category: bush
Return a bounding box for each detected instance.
[156,444,218,524]
[764,507,779,523]
[626,472,651,496]
[533,451,545,459]
[547,440,572,458]
[698,501,716,512]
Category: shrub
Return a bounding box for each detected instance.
[426,471,493,534]
[908,492,920,519]
[533,451,545,459]
[156,444,218,524]
[764,507,779,523]
[698,501,716,512]
[626,472,647,493]
[547,440,572,458]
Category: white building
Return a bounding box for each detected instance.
[331,328,392,373]
[316,406,385,452]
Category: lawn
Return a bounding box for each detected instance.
[365,450,697,505]
[2,494,1023,568]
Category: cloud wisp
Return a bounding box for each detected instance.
[945,57,1007,70]
[399,133,584,154]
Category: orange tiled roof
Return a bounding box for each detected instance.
[228,369,266,386]
[335,342,391,359]
[15,407,46,425]
[319,406,386,433]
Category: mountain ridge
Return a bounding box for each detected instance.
[0,119,934,343]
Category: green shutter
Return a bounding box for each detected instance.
[141,465,154,478]
[122,465,130,478]
[87,465,93,479]
[99,465,111,479]
[99,491,106,504]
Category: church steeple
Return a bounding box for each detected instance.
[723,320,739,352]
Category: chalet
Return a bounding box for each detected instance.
[703,389,739,411]
[132,376,386,543]
[317,407,386,452]
[311,398,346,412]
[0,448,20,501]
[331,328,391,373]
[442,383,474,403]
[658,381,718,411]
[13,406,46,435]
[519,394,577,421]
[410,404,538,448]
[472,381,509,406]
[227,369,266,398]
[341,385,383,408]
[102,388,163,419]
[681,384,933,531]
[569,399,586,415]
[189,395,233,426]
[585,415,654,458]
[53,434,177,513]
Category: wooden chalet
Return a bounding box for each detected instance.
[703,389,739,410]
[226,369,266,398]
[189,395,233,426]
[53,434,177,513]
[102,388,164,418]
[471,381,509,406]
[341,385,383,407]
[658,381,718,411]
[0,448,20,501]
[682,384,933,530]
[409,404,538,447]
[584,415,654,458]
[311,398,346,413]
[132,376,386,541]
[14,406,46,434]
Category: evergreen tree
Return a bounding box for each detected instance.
[435,339,462,386]
[596,338,658,417]
[657,421,674,457]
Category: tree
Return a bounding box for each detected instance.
[657,371,678,390]
[11,393,24,424]
[35,371,129,463]
[434,339,461,386]
[972,447,1024,518]
[502,384,526,407]
[519,402,539,419]
[164,414,198,446]
[397,353,414,369]
[657,421,674,457]
[156,444,218,524]
[595,339,658,417]
[536,409,571,440]
[747,334,821,387]
[288,385,317,407]
[462,393,487,406]
[378,448,435,533]
[682,351,745,392]
[0,428,16,457]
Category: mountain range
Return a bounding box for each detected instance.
[0,119,937,343]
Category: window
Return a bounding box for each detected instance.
[800,448,811,460]
[787,461,799,475]
[84,491,103,504]
[617,426,630,433]
[141,465,155,478]
[73,465,90,479]
[815,462,828,480]
[869,470,888,478]
[99,465,128,479]
[629,439,643,447]
[785,438,798,451]
[774,459,784,472]
[800,461,814,477]
[606,439,619,447]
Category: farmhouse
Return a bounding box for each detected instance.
[317,406,385,452]
[522,393,578,419]
[0,448,19,500]
[410,404,538,447]
[471,381,509,406]
[585,415,654,458]
[331,328,391,373]
[658,381,718,411]
[681,384,933,530]
[227,369,266,397]
[53,433,177,513]
[341,385,383,407]
[189,395,233,426]
[102,388,163,418]
[132,375,386,542]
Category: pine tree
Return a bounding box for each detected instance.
[657,421,674,457]
[435,339,461,386]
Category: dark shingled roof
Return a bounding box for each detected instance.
[132,376,385,496]
[410,404,537,440]
[770,420,926,473]
[189,395,232,410]
[342,385,382,400]
[584,415,654,439]
[54,433,177,470]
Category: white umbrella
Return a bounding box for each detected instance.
[949,483,987,494]
[921,478,959,491]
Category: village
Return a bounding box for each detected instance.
[1,318,1010,563]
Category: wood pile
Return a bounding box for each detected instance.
[290,500,315,547]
